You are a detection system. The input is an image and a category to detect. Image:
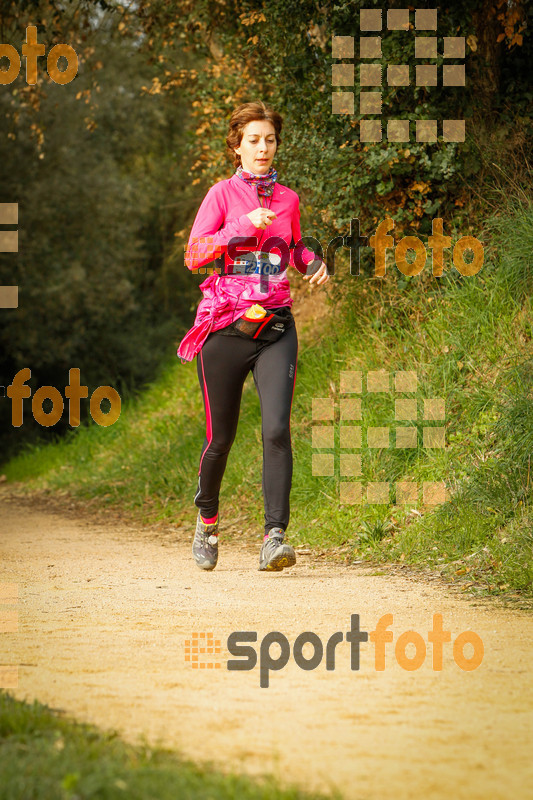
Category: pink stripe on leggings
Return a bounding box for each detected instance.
[198,349,213,475]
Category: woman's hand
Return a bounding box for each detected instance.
[303,260,329,286]
[246,207,277,229]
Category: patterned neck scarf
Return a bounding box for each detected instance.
[235,164,278,196]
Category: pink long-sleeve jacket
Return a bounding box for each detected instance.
[176,172,319,363]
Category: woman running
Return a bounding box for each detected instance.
[177,100,329,572]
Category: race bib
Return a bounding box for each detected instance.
[231,250,284,276]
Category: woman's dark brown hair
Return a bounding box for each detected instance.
[226,101,283,168]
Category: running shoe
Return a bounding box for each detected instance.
[192,511,219,571]
[259,528,296,571]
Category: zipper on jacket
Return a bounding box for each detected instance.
[255,185,272,250]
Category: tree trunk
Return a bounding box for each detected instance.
[471,1,504,107]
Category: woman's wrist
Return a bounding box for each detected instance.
[240,213,258,231]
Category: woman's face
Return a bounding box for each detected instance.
[234,120,277,175]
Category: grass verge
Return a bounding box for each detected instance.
[0,691,335,800]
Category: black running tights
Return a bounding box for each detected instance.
[194,326,298,537]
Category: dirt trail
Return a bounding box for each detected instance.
[1,485,532,800]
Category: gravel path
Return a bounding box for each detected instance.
[1,485,532,800]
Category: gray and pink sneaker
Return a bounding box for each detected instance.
[192,512,219,571]
[259,528,296,572]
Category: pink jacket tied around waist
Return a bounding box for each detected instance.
[176,173,320,363]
